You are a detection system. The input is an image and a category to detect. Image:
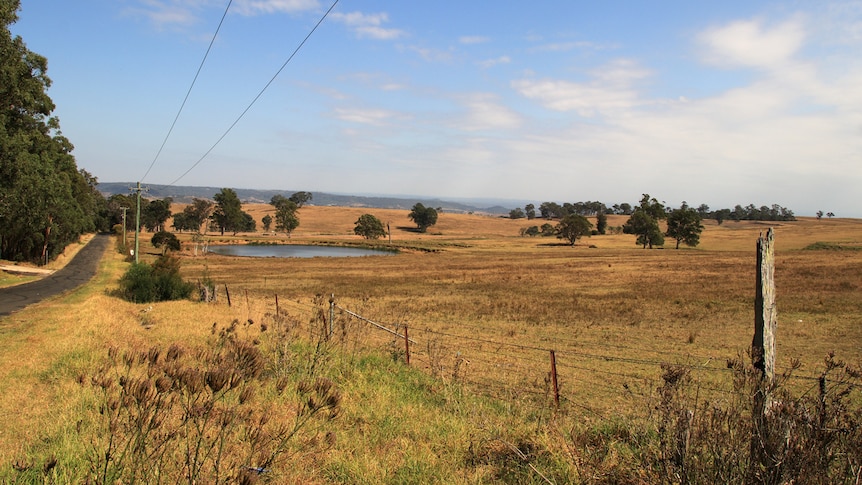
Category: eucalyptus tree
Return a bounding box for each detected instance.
[0,1,103,263]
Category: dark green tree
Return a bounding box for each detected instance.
[556,214,593,246]
[666,205,704,249]
[142,198,172,232]
[212,188,244,235]
[261,214,273,232]
[151,231,181,253]
[622,194,666,249]
[596,210,608,235]
[509,207,525,219]
[524,204,536,220]
[289,191,313,208]
[271,198,299,237]
[354,214,387,239]
[408,203,438,233]
[0,2,104,263]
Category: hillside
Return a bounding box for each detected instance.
[97,182,514,215]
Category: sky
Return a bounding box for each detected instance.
[10,1,862,217]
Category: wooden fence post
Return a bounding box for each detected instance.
[275,294,279,316]
[751,228,777,481]
[225,284,232,307]
[752,227,776,383]
[329,294,335,338]
[404,325,411,365]
[550,350,560,408]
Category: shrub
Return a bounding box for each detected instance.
[118,254,194,303]
[151,231,181,253]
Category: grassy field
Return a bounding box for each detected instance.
[1,207,860,483]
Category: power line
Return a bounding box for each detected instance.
[167,0,341,187]
[140,0,234,183]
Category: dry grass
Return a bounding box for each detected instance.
[1,207,860,481]
[175,209,862,416]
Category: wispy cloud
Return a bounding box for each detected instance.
[334,107,402,126]
[330,11,405,40]
[512,59,648,116]
[456,93,522,131]
[478,56,511,69]
[232,0,320,15]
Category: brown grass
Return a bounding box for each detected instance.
[1,207,860,480]
[174,208,862,415]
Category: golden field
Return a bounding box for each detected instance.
[1,205,860,482]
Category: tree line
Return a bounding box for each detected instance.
[510,200,796,223]
[1,3,109,263]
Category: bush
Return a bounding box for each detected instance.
[151,231,181,253]
[118,254,194,303]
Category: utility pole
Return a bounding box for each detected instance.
[131,182,148,264]
[121,207,128,252]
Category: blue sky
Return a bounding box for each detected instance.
[11,1,862,216]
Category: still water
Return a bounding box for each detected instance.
[206,244,393,258]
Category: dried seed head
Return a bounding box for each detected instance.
[155,376,172,394]
[275,377,289,394]
[206,368,230,393]
[147,346,160,366]
[166,344,183,362]
[239,386,255,405]
[132,378,155,404]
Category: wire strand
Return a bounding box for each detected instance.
[140,0,233,183]
[167,0,340,186]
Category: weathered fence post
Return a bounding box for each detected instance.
[549,350,560,408]
[751,227,776,481]
[753,227,776,383]
[275,294,279,316]
[404,325,411,365]
[225,284,232,307]
[329,294,335,338]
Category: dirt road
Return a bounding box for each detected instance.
[0,234,111,317]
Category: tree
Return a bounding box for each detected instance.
[289,191,313,208]
[0,2,105,263]
[408,203,438,233]
[354,214,387,239]
[623,194,666,249]
[142,198,172,232]
[540,223,556,236]
[520,226,539,237]
[271,198,299,237]
[525,204,536,220]
[151,231,181,253]
[261,214,273,232]
[212,188,244,235]
[596,210,608,235]
[666,205,704,249]
[556,214,593,246]
[509,207,525,219]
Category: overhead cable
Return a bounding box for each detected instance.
[167,0,341,187]
[140,0,234,183]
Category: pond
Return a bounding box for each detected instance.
[206,244,394,258]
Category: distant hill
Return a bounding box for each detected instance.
[97,183,513,215]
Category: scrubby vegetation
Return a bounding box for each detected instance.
[117,254,194,303]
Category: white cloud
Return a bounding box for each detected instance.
[330,11,405,40]
[478,56,511,69]
[698,18,805,69]
[232,0,319,15]
[334,107,402,126]
[512,60,647,116]
[456,94,522,131]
